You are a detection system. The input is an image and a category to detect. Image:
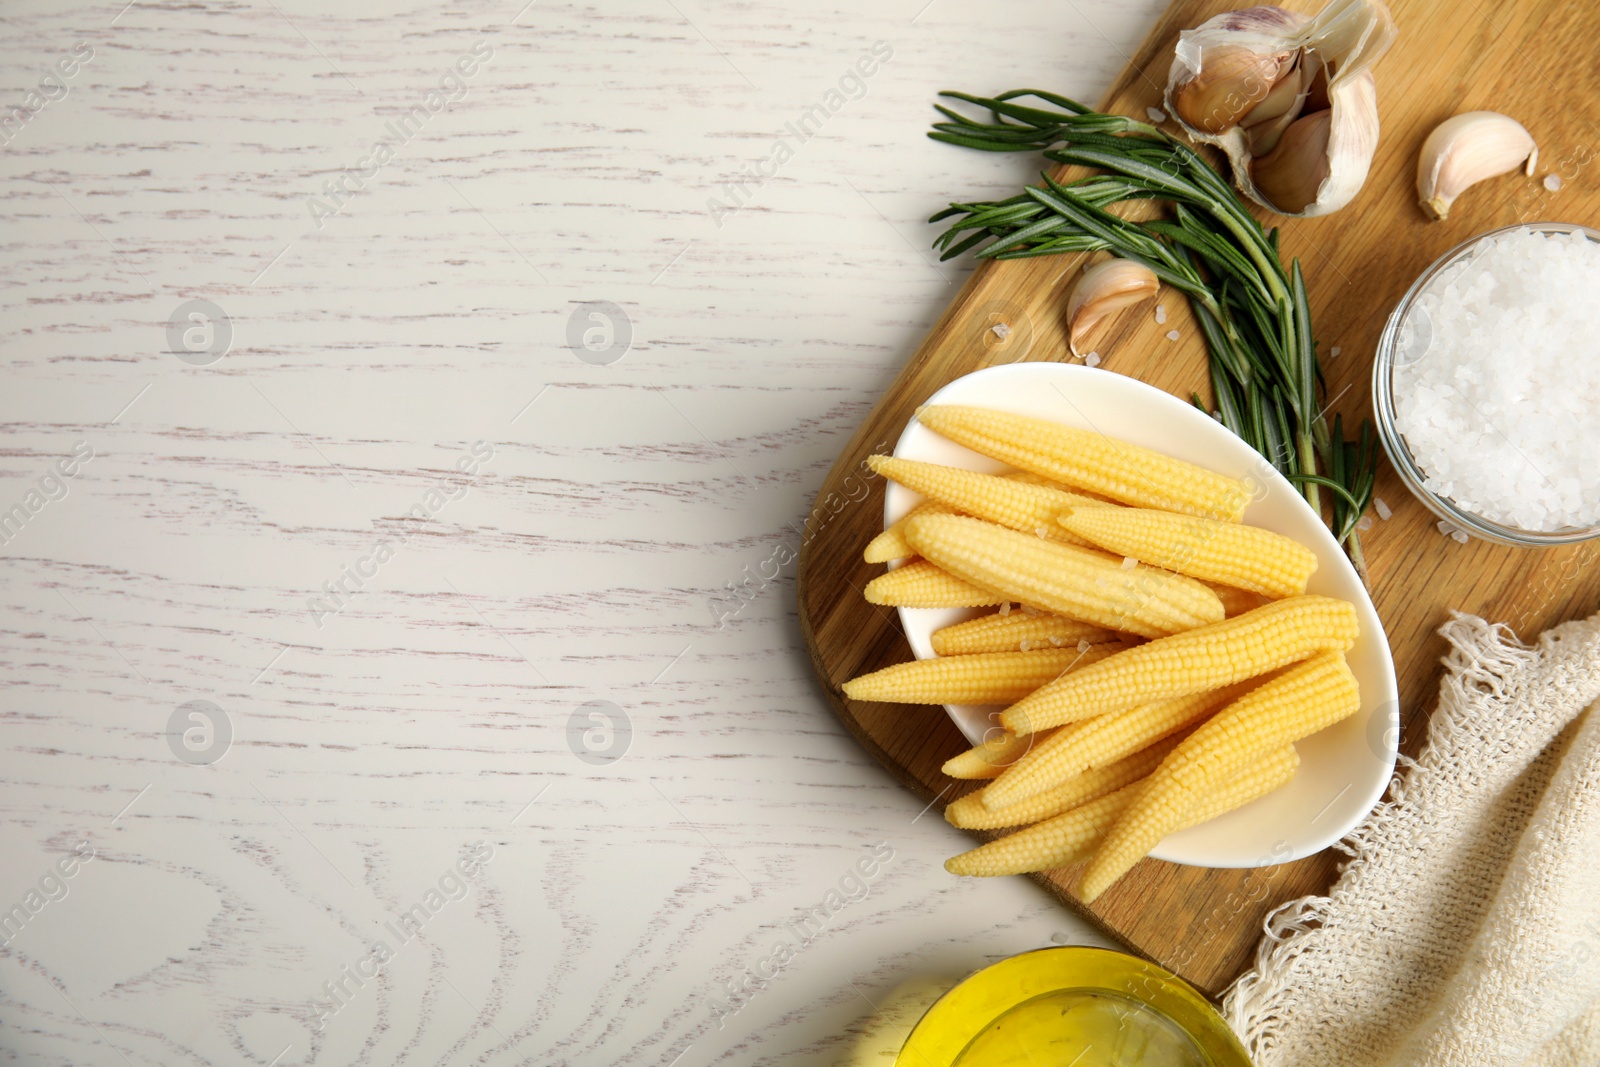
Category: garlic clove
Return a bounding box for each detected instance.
[1243,57,1315,157]
[1294,68,1382,218]
[1251,109,1333,215]
[1066,259,1159,356]
[1170,45,1287,135]
[1164,0,1395,218]
[1240,54,1308,130]
[1415,110,1538,220]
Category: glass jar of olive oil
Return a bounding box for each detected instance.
[891,947,1252,1067]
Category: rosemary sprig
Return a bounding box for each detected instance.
[928,89,1374,577]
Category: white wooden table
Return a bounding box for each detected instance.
[0,1,1164,1062]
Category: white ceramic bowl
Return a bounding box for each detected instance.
[886,363,1398,868]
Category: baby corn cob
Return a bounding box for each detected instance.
[948,744,1300,877]
[1078,654,1357,902]
[931,612,1119,656]
[916,405,1250,521]
[942,727,1055,779]
[945,786,1138,877]
[981,684,1247,811]
[947,733,1183,829]
[863,560,1002,608]
[864,502,953,564]
[1001,596,1359,735]
[867,455,1110,549]
[842,646,1113,706]
[865,471,1099,564]
[1058,506,1318,599]
[1208,582,1268,617]
[904,514,1224,639]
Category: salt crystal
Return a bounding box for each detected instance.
[1330,345,1342,359]
[1019,640,1031,651]
[1077,639,1092,653]
[1356,515,1373,532]
[1452,530,1470,543]
[1035,525,1051,538]
[1146,106,1167,122]
[1545,174,1563,192]
[1155,304,1167,324]
[1021,604,1040,616]
[1085,352,1102,368]
[1436,519,1459,537]
[1166,330,1180,341]
[992,322,1011,339]
[1374,497,1392,520]
[1392,227,1600,530]
[1048,635,1063,647]
[1121,556,1138,570]
[999,602,1011,616]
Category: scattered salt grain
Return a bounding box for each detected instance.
[1356,515,1373,532]
[1392,227,1600,530]
[1035,525,1051,538]
[1121,556,1138,570]
[992,322,1011,339]
[1019,640,1031,651]
[1166,330,1180,341]
[1329,345,1342,360]
[1544,174,1563,192]
[1374,497,1392,520]
[1436,519,1459,537]
[1452,529,1470,543]
[1077,639,1092,653]
[1084,352,1102,368]
[1021,604,1040,616]
[999,602,1011,616]
[1048,635,1063,647]
[1155,303,1168,324]
[1147,106,1167,122]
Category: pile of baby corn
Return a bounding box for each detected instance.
[844,404,1361,903]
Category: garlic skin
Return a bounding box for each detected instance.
[1416,111,1538,220]
[1066,259,1159,356]
[1164,0,1397,218]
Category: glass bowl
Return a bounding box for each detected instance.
[894,947,1252,1067]
[1371,221,1600,547]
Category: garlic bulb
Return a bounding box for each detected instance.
[1416,111,1538,220]
[1066,258,1159,356]
[1165,0,1397,217]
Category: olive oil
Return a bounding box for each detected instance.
[894,947,1250,1067]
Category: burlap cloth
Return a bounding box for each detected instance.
[1224,612,1600,1066]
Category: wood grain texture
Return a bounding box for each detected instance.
[798,0,1600,997]
[0,2,1188,1065]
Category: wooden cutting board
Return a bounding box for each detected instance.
[796,0,1600,998]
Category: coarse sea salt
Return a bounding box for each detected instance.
[1392,227,1600,531]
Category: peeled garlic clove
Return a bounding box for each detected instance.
[1416,111,1538,220]
[1164,0,1396,218]
[1066,259,1159,356]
